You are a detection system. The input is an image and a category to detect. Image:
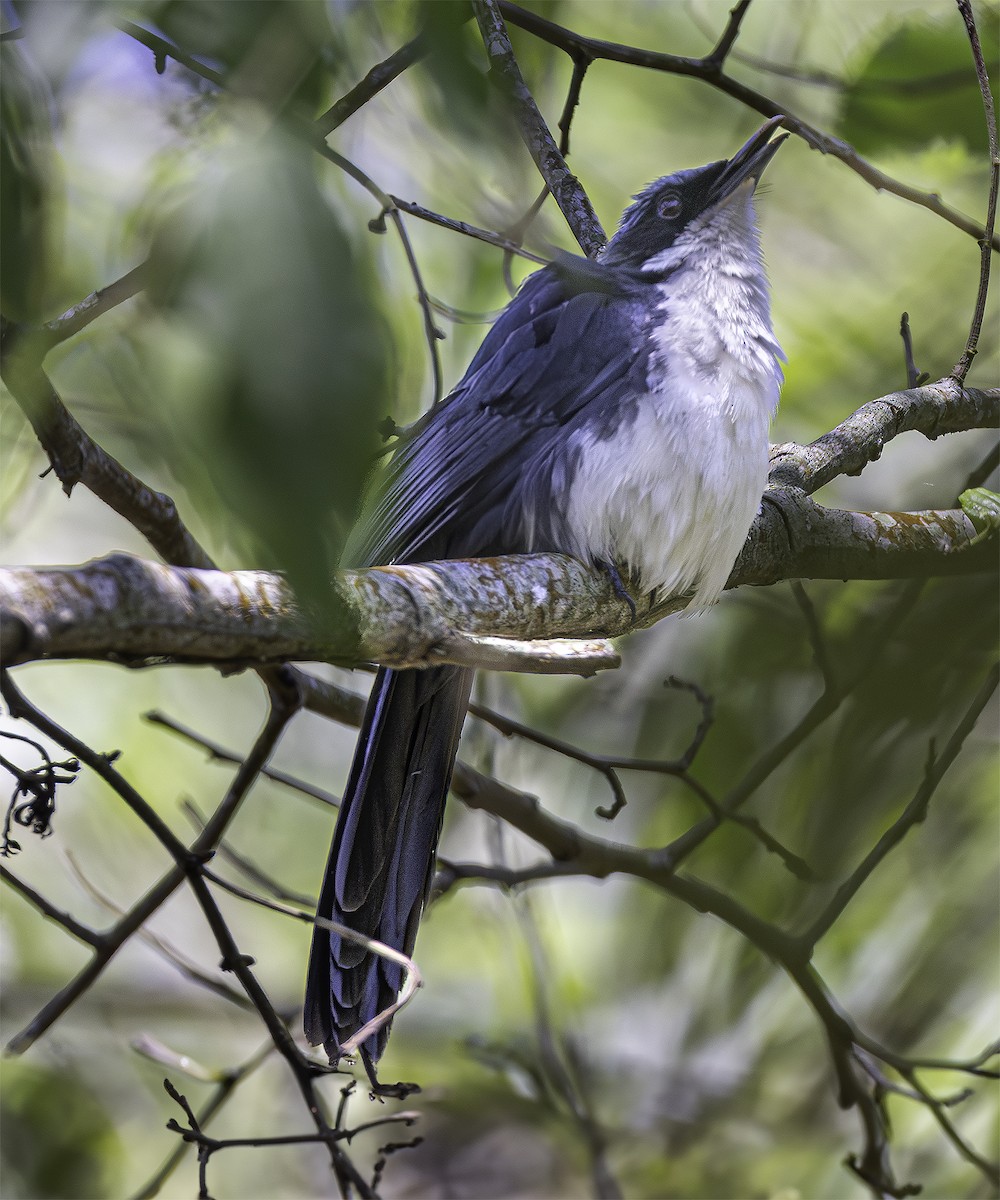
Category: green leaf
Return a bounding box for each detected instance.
[146,125,388,613]
[0,39,60,322]
[959,487,1000,543]
[838,10,999,155]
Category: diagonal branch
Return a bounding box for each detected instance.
[797,661,999,950]
[498,0,1000,252]
[768,379,999,495]
[951,0,999,382]
[472,0,606,256]
[1,675,296,1056]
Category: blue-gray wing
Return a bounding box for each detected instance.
[346,260,648,567]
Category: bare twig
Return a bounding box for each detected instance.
[146,711,339,809]
[131,1040,277,1200]
[790,581,835,691]
[798,661,999,950]
[389,196,548,263]
[899,312,929,389]
[39,262,150,350]
[498,0,1000,251]
[315,29,430,136]
[473,0,606,256]
[661,579,927,867]
[951,0,999,382]
[703,0,754,71]
[1,675,296,1055]
[182,798,317,909]
[0,337,214,567]
[65,850,254,1012]
[1,862,102,946]
[201,868,423,1061]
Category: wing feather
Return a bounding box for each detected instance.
[345,259,646,568]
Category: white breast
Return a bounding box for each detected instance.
[560,373,775,608]
[560,192,783,609]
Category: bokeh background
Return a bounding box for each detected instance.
[1,1,997,1197]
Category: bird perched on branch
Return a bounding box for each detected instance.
[305,117,787,1080]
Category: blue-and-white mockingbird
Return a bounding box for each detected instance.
[304,117,787,1072]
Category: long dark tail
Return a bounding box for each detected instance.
[304,664,473,1065]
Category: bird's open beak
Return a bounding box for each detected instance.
[711,116,787,204]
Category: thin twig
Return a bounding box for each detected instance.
[200,868,423,1061]
[498,0,1000,251]
[182,798,317,908]
[146,710,339,808]
[790,581,835,691]
[703,0,754,71]
[1,863,102,946]
[798,661,999,950]
[315,29,430,136]
[473,0,606,256]
[897,1064,1000,1186]
[951,0,999,382]
[660,579,926,867]
[131,1041,277,1200]
[64,850,254,1012]
[315,141,445,402]
[389,196,548,263]
[38,262,150,350]
[1,676,296,1056]
[899,312,929,389]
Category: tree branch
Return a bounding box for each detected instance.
[768,380,999,495]
[498,1,1000,252]
[2,482,993,678]
[472,0,606,256]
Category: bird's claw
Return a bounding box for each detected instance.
[598,559,637,621]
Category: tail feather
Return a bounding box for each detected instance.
[304,664,473,1064]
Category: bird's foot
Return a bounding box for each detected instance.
[597,559,637,621]
[361,1048,421,1101]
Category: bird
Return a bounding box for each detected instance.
[304,116,788,1079]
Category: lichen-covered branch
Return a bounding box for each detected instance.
[769,379,999,495]
[0,553,625,674]
[1,486,993,673]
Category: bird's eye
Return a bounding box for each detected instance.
[656,192,683,220]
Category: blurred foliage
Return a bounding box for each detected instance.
[0,0,997,1198]
[0,1062,123,1198]
[0,34,61,321]
[839,6,999,155]
[143,121,387,608]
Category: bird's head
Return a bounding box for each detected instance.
[601,116,787,273]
